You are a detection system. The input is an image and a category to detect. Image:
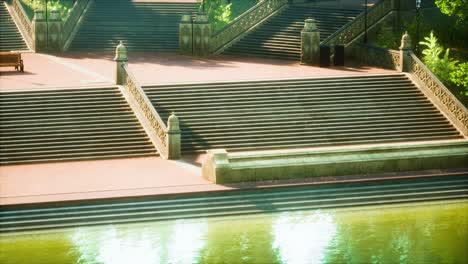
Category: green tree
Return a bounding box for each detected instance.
[435,0,468,23]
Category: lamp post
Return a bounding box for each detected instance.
[364,0,368,43]
[415,0,421,56]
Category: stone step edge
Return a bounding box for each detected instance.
[202,139,468,184]
[141,73,404,90]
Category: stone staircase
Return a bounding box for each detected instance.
[1,172,467,232]
[0,87,156,165]
[222,5,361,60]
[143,74,463,153]
[0,2,28,52]
[68,0,198,51]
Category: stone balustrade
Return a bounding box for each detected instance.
[208,0,288,54]
[61,0,89,49]
[115,42,180,159]
[322,0,394,47]
[10,0,33,49]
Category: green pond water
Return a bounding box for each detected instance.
[1,200,467,264]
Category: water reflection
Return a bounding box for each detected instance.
[1,200,467,264]
[272,211,336,264]
[68,220,207,264]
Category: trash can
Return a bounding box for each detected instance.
[320,45,330,67]
[334,44,345,66]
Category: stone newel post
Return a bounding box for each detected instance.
[399,31,412,72]
[166,112,181,159]
[47,8,62,51]
[193,12,211,56]
[114,41,128,85]
[301,19,320,65]
[32,10,47,52]
[179,14,193,55]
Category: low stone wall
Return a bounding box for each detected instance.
[202,140,468,183]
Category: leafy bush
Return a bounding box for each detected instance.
[203,0,257,32]
[20,0,74,20]
[450,62,468,95]
[419,31,458,85]
[419,31,467,106]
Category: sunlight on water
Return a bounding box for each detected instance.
[1,200,467,264]
[273,211,336,264]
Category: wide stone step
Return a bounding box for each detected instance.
[144,74,462,152]
[1,175,465,232]
[69,2,198,51]
[0,87,156,164]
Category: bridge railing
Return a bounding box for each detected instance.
[210,0,288,53]
[349,43,401,70]
[348,42,467,137]
[61,0,89,47]
[322,0,394,47]
[409,53,468,137]
[121,64,170,158]
[10,0,33,49]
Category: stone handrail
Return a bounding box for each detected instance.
[121,64,169,158]
[61,0,89,45]
[11,0,33,48]
[210,0,288,53]
[409,53,468,137]
[322,0,394,46]
[350,43,400,70]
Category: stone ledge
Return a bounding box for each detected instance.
[202,140,468,184]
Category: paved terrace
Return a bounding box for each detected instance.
[1,51,394,205]
[0,52,393,91]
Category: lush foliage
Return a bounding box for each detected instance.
[419,32,468,103]
[419,32,458,85]
[204,0,232,31]
[450,63,468,95]
[435,0,468,24]
[202,0,257,32]
[20,0,74,20]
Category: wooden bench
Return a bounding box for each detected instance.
[0,52,24,72]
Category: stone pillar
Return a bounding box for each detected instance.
[399,31,412,72]
[114,41,128,85]
[301,19,320,65]
[193,12,211,56]
[47,8,62,51]
[179,14,193,55]
[32,10,47,52]
[202,149,230,184]
[166,112,181,159]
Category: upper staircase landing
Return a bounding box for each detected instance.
[69,0,198,51]
[222,4,362,60]
[0,2,28,52]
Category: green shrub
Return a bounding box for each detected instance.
[450,62,468,95]
[419,31,458,85]
[20,0,73,20]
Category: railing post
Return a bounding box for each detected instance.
[47,8,62,51]
[32,10,47,52]
[301,19,320,66]
[193,12,211,56]
[399,31,412,72]
[114,41,128,85]
[166,112,181,159]
[179,14,193,55]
